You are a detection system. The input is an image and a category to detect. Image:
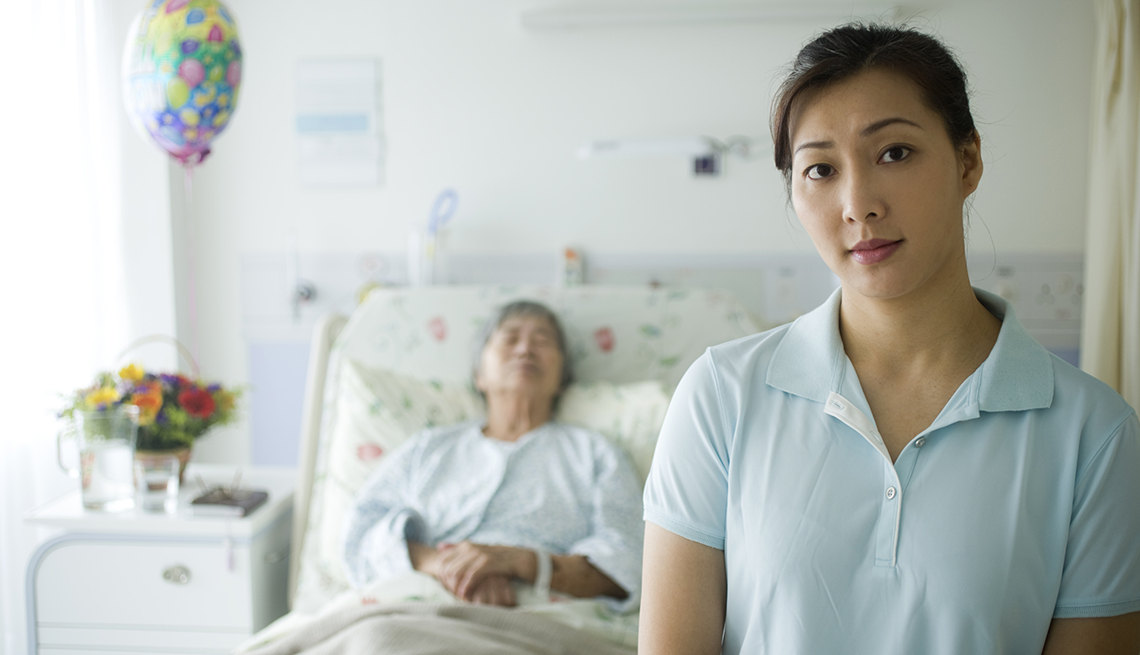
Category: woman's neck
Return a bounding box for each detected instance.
[838,269,1002,378]
[482,393,554,442]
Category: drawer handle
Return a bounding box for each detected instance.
[163,565,191,585]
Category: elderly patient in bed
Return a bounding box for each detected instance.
[341,300,643,609]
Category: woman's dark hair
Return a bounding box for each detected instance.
[771,23,977,186]
[472,300,574,402]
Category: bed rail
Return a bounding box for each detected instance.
[288,311,348,607]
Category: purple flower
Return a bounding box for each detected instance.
[207,383,221,392]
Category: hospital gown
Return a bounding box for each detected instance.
[342,420,644,611]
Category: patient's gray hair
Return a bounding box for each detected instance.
[472,300,574,400]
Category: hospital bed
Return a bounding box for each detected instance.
[242,284,764,654]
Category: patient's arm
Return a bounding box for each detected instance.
[468,575,517,607]
[408,540,443,577]
[549,553,627,600]
[412,540,626,602]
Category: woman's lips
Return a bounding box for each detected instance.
[849,239,902,265]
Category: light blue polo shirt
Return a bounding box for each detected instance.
[644,288,1140,654]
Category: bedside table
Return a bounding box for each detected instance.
[24,464,294,655]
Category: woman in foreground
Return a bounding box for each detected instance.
[640,24,1140,654]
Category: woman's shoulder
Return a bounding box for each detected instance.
[684,322,800,391]
[708,321,796,356]
[1048,354,1137,436]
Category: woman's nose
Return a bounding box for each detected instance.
[841,168,885,224]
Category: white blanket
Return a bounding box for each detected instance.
[236,573,639,654]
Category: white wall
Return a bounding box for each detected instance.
[131,0,1093,463]
[113,0,180,371]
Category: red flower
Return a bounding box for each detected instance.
[178,387,216,418]
[428,316,447,341]
[356,443,384,461]
[594,327,615,353]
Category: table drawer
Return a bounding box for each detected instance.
[34,539,252,629]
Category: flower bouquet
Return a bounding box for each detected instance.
[59,363,241,456]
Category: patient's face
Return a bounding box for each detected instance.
[475,315,563,406]
[788,67,982,302]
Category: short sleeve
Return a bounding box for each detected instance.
[1054,411,1140,618]
[568,440,645,613]
[643,350,731,550]
[341,436,427,588]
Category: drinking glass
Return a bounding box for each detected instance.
[134,453,180,513]
[58,406,139,512]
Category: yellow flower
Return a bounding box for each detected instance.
[83,387,121,409]
[217,390,236,412]
[119,363,145,383]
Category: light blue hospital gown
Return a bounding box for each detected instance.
[342,420,644,611]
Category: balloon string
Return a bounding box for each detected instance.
[183,165,200,369]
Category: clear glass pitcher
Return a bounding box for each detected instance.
[57,405,139,512]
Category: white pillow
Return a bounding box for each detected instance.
[300,359,669,604]
[555,380,669,485]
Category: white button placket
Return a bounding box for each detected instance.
[825,392,904,568]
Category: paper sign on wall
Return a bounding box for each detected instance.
[295,58,384,186]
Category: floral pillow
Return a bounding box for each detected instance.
[301,358,670,607]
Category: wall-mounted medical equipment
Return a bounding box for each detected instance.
[408,188,459,286]
[576,135,769,176]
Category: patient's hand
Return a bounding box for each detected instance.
[468,575,517,607]
[434,541,535,601]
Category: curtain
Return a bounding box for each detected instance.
[1083,0,1140,411]
[0,1,128,653]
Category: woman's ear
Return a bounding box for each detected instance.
[959,130,983,198]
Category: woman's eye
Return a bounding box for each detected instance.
[880,146,911,163]
[805,164,835,180]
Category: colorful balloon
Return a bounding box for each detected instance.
[122,0,242,167]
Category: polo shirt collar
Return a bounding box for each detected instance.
[766,287,1054,412]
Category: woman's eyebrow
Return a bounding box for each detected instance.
[794,139,833,155]
[861,116,922,136]
[794,117,924,155]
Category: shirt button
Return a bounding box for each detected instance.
[886,487,897,500]
[915,437,927,448]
